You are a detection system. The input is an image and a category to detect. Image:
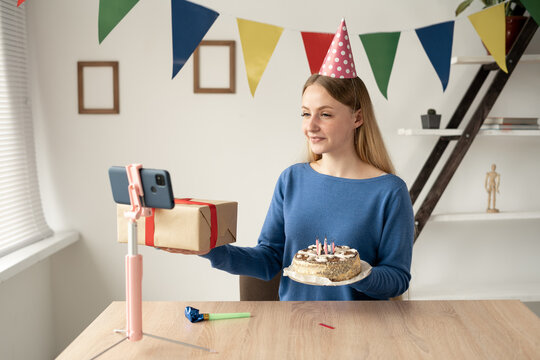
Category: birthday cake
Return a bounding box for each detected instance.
[290,242,362,282]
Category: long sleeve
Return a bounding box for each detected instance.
[348,183,414,299]
[200,172,287,280]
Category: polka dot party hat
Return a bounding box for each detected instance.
[319,19,357,78]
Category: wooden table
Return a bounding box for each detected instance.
[57,300,540,359]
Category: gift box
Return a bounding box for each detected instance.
[117,198,237,251]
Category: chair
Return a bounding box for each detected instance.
[239,272,281,301]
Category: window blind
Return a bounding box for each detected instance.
[0,0,52,257]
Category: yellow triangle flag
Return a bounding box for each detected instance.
[237,18,284,96]
[468,3,507,73]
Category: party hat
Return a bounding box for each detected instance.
[319,19,357,78]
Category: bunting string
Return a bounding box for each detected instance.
[32,0,536,98]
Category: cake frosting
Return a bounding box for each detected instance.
[290,244,362,282]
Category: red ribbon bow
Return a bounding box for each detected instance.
[145,198,218,249]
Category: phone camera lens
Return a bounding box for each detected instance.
[151,186,157,193]
[155,174,165,186]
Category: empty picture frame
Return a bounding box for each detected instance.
[193,40,236,94]
[77,61,119,114]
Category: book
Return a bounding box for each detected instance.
[480,124,540,130]
[484,117,538,125]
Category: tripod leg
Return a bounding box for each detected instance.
[143,332,216,353]
[89,336,128,360]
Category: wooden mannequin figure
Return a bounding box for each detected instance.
[485,164,500,213]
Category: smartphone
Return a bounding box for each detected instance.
[108,166,175,209]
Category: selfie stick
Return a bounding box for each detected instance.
[122,164,152,341]
[90,164,213,359]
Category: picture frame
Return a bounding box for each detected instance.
[193,40,236,94]
[77,61,119,114]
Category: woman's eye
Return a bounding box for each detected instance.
[321,113,332,118]
[301,112,310,118]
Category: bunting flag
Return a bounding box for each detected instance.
[300,32,334,75]
[521,0,540,25]
[88,0,526,96]
[171,0,219,79]
[237,18,284,96]
[98,0,140,44]
[17,0,26,6]
[359,32,400,99]
[468,3,507,73]
[415,21,454,91]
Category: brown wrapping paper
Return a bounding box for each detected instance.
[117,199,237,251]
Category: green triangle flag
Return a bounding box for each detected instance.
[521,0,540,26]
[99,0,139,44]
[359,32,401,99]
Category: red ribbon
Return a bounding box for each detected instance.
[145,198,218,249]
[144,208,155,246]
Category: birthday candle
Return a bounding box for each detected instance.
[316,238,320,256]
[324,237,328,255]
[332,242,335,254]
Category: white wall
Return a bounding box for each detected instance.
[6,0,538,358]
[0,259,55,359]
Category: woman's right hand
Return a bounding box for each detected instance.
[156,247,210,256]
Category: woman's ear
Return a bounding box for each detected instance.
[354,109,363,128]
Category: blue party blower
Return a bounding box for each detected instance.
[185,306,251,323]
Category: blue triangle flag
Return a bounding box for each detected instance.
[415,21,454,91]
[99,0,139,44]
[171,0,219,79]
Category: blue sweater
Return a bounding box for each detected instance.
[202,163,414,300]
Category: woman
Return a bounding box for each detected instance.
[164,73,414,301]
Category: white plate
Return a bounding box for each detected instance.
[283,260,372,286]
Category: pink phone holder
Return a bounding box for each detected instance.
[123,164,151,341]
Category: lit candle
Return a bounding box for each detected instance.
[332,241,335,254]
[316,238,320,256]
[324,237,328,255]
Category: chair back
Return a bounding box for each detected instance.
[239,272,281,301]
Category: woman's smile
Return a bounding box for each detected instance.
[309,136,325,143]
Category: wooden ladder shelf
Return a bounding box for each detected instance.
[410,17,539,242]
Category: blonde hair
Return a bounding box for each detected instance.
[302,74,395,175]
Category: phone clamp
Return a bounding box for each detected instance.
[124,164,152,222]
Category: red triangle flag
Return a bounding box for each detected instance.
[17,0,26,6]
[300,32,334,75]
